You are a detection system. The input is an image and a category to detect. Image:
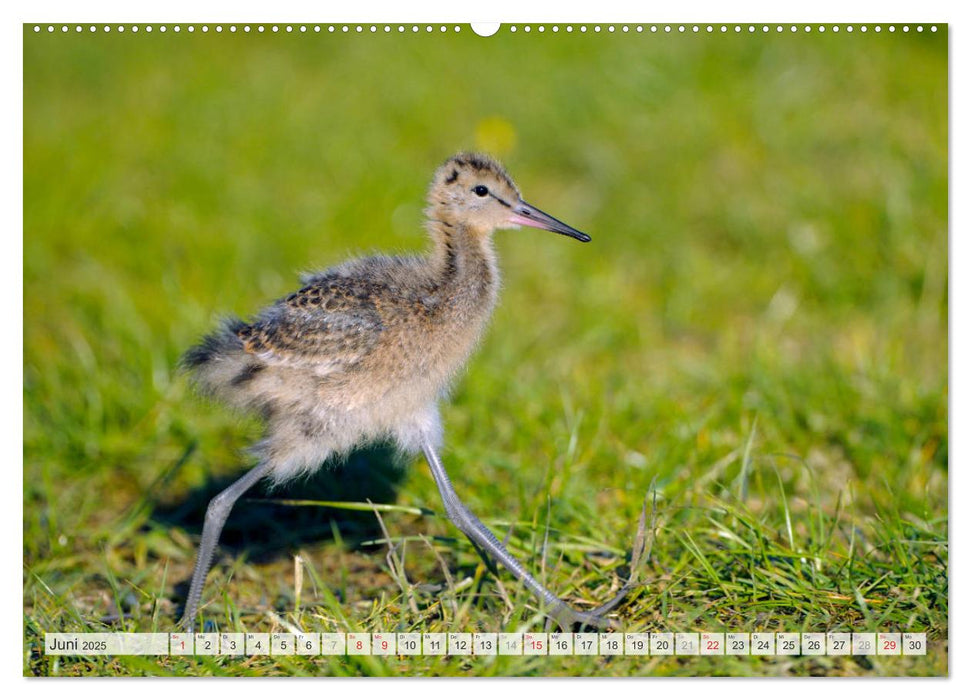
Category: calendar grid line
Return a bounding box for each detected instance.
[43,631,928,657]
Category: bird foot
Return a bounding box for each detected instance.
[545,486,652,632]
[546,605,617,632]
[545,585,631,632]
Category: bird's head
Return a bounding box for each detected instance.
[426,152,590,242]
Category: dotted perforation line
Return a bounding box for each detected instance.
[506,24,937,34]
[30,24,466,34]
[31,23,939,35]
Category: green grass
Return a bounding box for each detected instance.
[23,24,947,676]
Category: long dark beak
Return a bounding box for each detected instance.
[508,200,591,242]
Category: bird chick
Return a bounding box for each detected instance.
[179,152,627,632]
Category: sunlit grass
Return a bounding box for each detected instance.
[24,25,946,676]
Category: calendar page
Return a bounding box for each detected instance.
[23,14,947,679]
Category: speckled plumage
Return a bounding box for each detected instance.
[183,154,511,483]
[179,153,628,632]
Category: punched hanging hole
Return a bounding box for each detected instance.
[470,23,501,37]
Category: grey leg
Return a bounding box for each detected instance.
[422,439,626,630]
[179,462,271,632]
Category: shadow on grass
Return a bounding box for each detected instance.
[151,443,408,569]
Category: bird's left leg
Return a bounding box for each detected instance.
[421,438,628,630]
[179,461,271,632]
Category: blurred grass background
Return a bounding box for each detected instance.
[24,25,947,676]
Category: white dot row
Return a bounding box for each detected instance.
[511,24,936,34]
[31,24,939,35]
[32,25,465,34]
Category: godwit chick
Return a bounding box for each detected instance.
[179,152,628,631]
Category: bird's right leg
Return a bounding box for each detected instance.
[179,461,271,632]
[421,439,628,631]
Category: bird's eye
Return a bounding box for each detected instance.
[472,185,489,197]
